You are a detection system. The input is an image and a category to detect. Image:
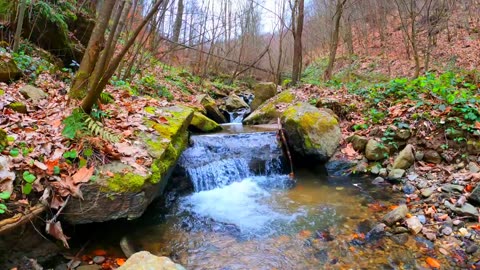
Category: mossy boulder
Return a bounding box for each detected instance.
[251,82,277,111]
[63,106,194,224]
[365,139,389,161]
[189,112,222,133]
[281,103,341,162]
[243,90,296,125]
[225,93,249,111]
[198,94,227,123]
[0,128,7,148]
[8,102,27,113]
[19,85,48,102]
[0,59,22,82]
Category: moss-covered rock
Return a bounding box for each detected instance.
[198,94,227,123]
[392,144,415,169]
[8,102,27,113]
[189,112,222,133]
[243,90,296,125]
[224,93,249,111]
[19,85,48,102]
[0,128,7,148]
[365,139,389,161]
[63,106,194,224]
[251,82,277,111]
[0,59,22,82]
[281,103,341,162]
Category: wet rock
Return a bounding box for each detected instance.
[395,129,411,140]
[469,185,480,205]
[466,244,478,254]
[63,106,194,224]
[415,151,424,161]
[365,140,389,161]
[421,187,434,198]
[441,184,464,193]
[444,201,478,217]
[225,94,249,111]
[423,150,442,164]
[391,233,409,245]
[8,102,27,113]
[189,112,222,133]
[382,204,408,225]
[379,168,388,177]
[388,169,405,180]
[370,163,381,175]
[324,159,356,176]
[372,177,385,184]
[244,90,296,125]
[118,251,185,270]
[441,226,453,236]
[198,94,227,124]
[394,226,409,234]
[281,103,341,162]
[19,85,48,102]
[468,162,480,173]
[417,215,426,224]
[346,135,368,152]
[93,256,105,264]
[403,183,416,194]
[0,59,22,82]
[366,223,386,242]
[405,217,423,234]
[250,82,277,111]
[392,144,415,170]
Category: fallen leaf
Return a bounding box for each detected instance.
[72,166,94,184]
[33,160,48,170]
[46,221,69,248]
[341,143,357,157]
[426,257,440,269]
[116,258,126,266]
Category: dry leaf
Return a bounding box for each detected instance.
[34,160,48,171]
[46,221,70,248]
[72,166,94,185]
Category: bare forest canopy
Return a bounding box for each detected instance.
[1,0,479,87]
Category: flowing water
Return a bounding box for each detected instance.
[101,129,455,269]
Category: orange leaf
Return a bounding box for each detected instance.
[470,224,480,231]
[475,121,480,130]
[116,258,126,266]
[92,249,107,256]
[72,166,94,184]
[45,159,59,175]
[426,257,441,269]
[465,184,474,193]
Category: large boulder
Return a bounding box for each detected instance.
[198,94,227,124]
[243,90,296,125]
[281,103,341,162]
[365,139,389,161]
[118,251,185,270]
[189,112,222,133]
[225,93,249,111]
[19,85,48,102]
[63,106,194,224]
[392,144,415,169]
[0,59,21,82]
[250,82,277,111]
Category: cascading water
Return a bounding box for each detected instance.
[178,131,286,191]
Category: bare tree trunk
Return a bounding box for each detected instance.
[324,0,347,81]
[81,0,165,113]
[172,0,184,44]
[70,0,116,99]
[291,0,304,84]
[13,0,27,52]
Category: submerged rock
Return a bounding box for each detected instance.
[189,112,222,133]
[63,106,194,224]
[392,144,415,170]
[243,90,296,125]
[470,185,480,205]
[365,139,389,161]
[444,201,478,217]
[118,251,185,270]
[250,82,277,111]
[281,103,341,162]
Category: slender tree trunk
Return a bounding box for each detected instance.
[13,0,27,52]
[324,0,347,81]
[81,0,165,113]
[291,0,304,84]
[70,0,116,99]
[172,0,184,44]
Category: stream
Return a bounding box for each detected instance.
[82,125,455,269]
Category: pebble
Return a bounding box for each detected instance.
[459,228,469,237]
[382,204,408,225]
[403,183,416,194]
[372,177,384,184]
[394,226,409,234]
[441,226,453,236]
[466,244,478,254]
[421,187,434,198]
[452,219,463,226]
[417,215,426,224]
[93,256,105,264]
[441,184,464,193]
[405,216,423,234]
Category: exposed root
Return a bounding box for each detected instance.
[0,204,47,235]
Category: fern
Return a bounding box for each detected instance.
[85,117,121,143]
[100,92,114,104]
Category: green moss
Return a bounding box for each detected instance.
[244,90,297,124]
[190,112,222,132]
[0,128,6,147]
[144,106,156,114]
[107,172,147,192]
[8,102,27,113]
[0,89,4,95]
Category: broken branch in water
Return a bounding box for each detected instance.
[277,118,295,179]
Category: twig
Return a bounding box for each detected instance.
[277,118,295,179]
[0,204,47,235]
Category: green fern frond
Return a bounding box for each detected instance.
[84,117,121,143]
[100,92,114,104]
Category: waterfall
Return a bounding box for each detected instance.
[227,108,250,123]
[178,131,286,192]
